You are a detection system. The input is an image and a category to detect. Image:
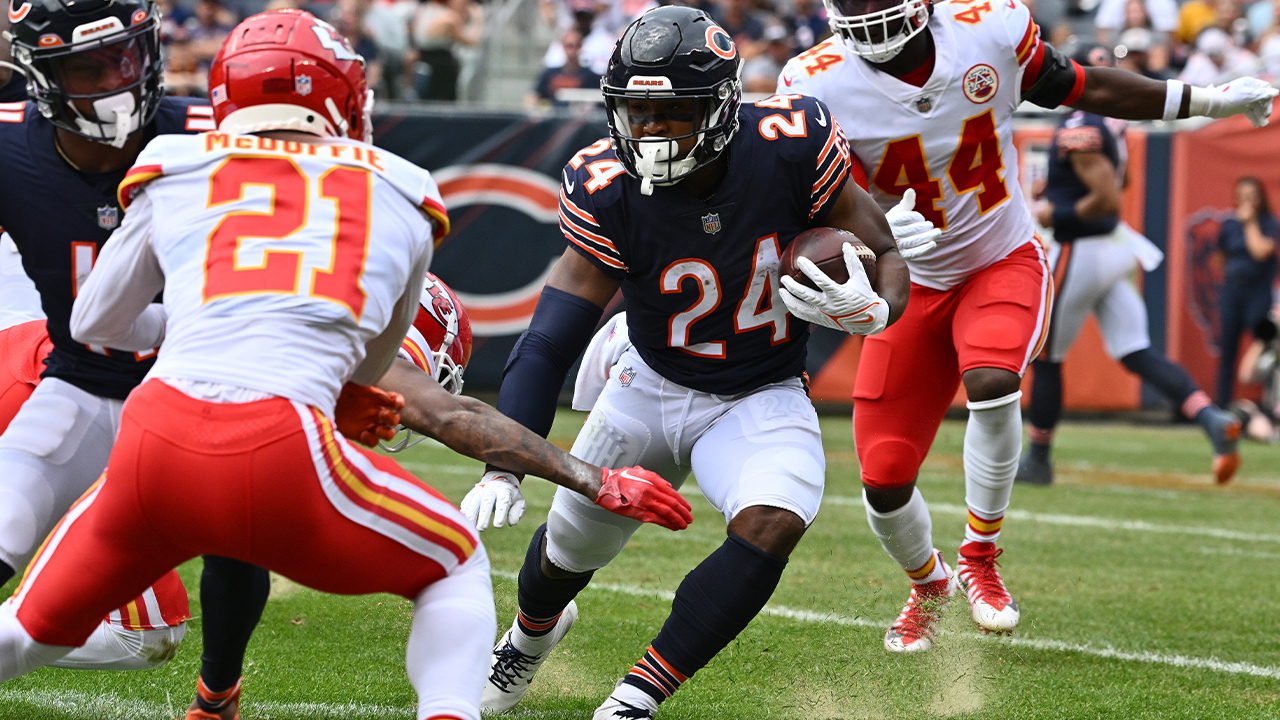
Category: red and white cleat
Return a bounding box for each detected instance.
[956,542,1020,633]
[883,554,957,653]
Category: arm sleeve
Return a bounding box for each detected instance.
[69,192,167,351]
[351,236,432,386]
[495,285,605,438]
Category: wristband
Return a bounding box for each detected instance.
[1163,79,1186,121]
[1187,85,1214,118]
[1051,203,1081,230]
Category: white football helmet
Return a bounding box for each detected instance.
[823,0,931,63]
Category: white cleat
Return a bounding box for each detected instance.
[883,553,957,653]
[592,688,657,720]
[956,542,1020,633]
[480,600,578,713]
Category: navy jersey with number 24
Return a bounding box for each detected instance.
[0,97,214,399]
[559,94,852,395]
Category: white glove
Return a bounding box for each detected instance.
[885,189,940,260]
[460,470,526,531]
[778,242,890,335]
[1190,77,1278,127]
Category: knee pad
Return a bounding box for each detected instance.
[858,437,926,490]
[545,497,633,574]
[0,462,55,569]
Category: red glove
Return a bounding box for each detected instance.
[335,383,405,448]
[594,467,694,531]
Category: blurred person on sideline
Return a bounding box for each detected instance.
[364,0,418,98]
[710,0,766,58]
[411,0,483,100]
[542,2,616,75]
[1181,27,1258,85]
[0,14,24,102]
[1217,177,1280,405]
[333,0,384,94]
[528,29,599,107]
[1230,315,1280,442]
[785,0,829,51]
[1095,0,1176,46]
[1114,27,1172,79]
[743,23,794,92]
[184,0,237,72]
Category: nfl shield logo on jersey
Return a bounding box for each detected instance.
[618,366,636,387]
[701,213,722,235]
[296,74,313,96]
[914,96,933,113]
[97,205,119,230]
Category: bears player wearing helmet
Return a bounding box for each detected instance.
[1020,42,1241,486]
[0,0,270,691]
[778,0,1274,652]
[0,13,689,720]
[470,7,920,719]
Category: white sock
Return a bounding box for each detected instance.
[863,488,938,582]
[50,621,186,671]
[406,547,497,720]
[963,392,1022,546]
[610,680,661,713]
[0,600,73,682]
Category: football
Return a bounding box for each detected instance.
[779,227,877,291]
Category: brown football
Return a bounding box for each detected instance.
[780,228,876,291]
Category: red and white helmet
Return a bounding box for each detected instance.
[208,9,371,141]
[823,0,931,63]
[401,272,472,395]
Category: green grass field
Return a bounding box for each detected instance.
[4,411,1280,720]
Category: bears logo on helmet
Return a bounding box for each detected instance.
[5,0,163,145]
[208,9,371,141]
[601,6,742,194]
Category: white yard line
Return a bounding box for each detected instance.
[0,687,412,720]
[491,570,1280,680]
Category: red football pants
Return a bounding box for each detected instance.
[12,379,479,647]
[854,241,1051,489]
[0,320,51,434]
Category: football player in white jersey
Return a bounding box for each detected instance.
[779,0,1276,652]
[1019,42,1242,487]
[0,10,688,720]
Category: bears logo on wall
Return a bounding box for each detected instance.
[1186,208,1225,352]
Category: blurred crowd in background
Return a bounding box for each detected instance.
[157,0,1280,107]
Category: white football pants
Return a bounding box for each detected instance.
[1044,235,1151,363]
[546,345,825,574]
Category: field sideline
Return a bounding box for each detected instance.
[2,411,1280,720]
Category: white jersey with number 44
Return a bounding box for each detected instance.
[109,132,448,411]
[780,0,1047,290]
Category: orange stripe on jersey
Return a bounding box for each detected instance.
[564,232,626,270]
[814,123,840,177]
[560,208,618,252]
[310,409,478,561]
[421,197,450,245]
[559,189,599,227]
[810,161,848,219]
[117,164,163,209]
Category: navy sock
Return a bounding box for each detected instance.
[1027,360,1063,439]
[516,523,593,633]
[199,556,270,697]
[622,534,787,704]
[1120,349,1201,413]
[0,559,14,587]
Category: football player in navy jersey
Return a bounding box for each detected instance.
[468,7,930,719]
[0,0,270,716]
[1019,42,1241,486]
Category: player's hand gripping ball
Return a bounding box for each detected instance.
[779,231,890,336]
[335,383,405,448]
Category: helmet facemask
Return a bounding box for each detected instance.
[824,0,930,63]
[11,20,162,148]
[603,75,740,195]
